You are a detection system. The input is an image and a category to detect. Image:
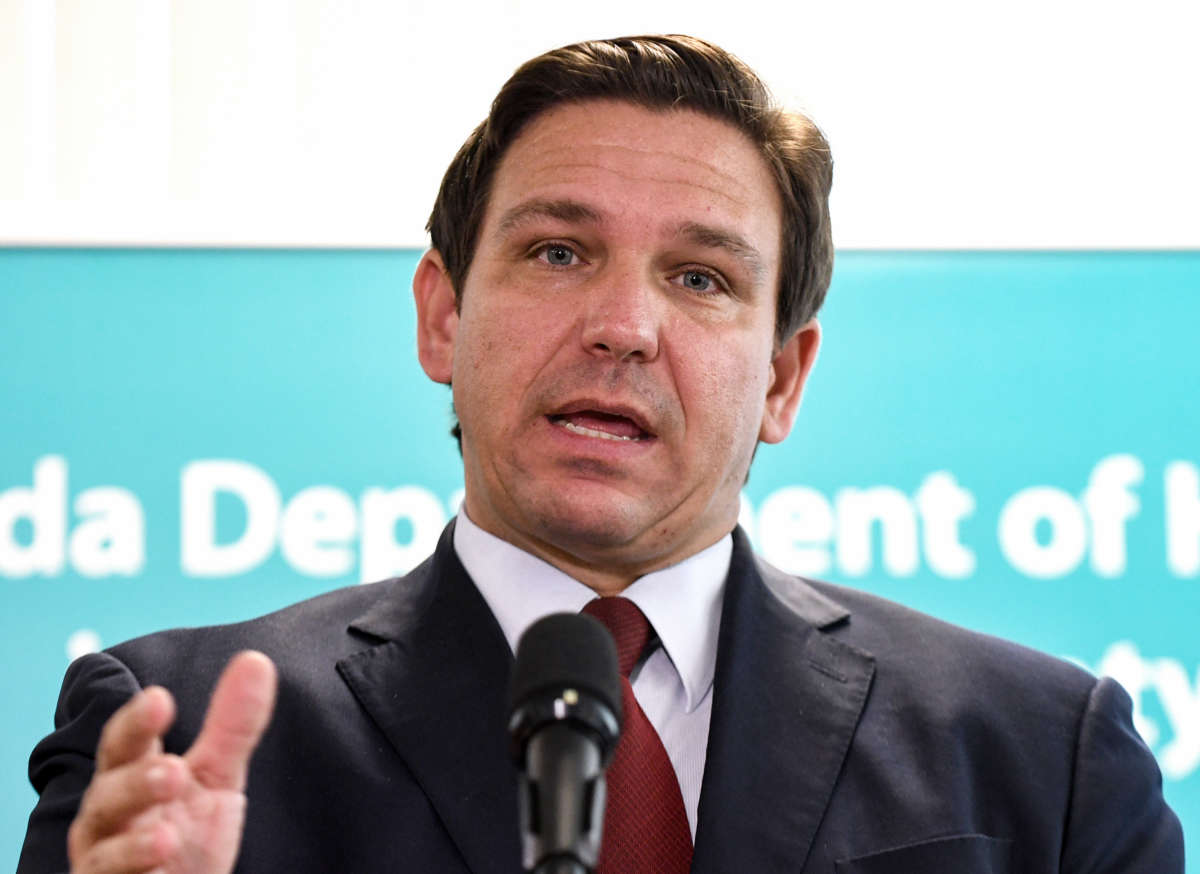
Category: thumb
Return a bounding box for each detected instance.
[186,650,278,791]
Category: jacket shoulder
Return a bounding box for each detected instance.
[107,576,396,683]
[792,571,1099,700]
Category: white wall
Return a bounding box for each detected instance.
[1,0,1197,248]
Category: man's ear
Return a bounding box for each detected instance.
[413,249,458,385]
[759,319,821,444]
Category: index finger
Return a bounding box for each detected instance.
[95,686,176,773]
[185,651,277,792]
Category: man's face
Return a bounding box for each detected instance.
[415,99,818,589]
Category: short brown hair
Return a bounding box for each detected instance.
[426,34,834,345]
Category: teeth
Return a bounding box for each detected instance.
[559,420,642,441]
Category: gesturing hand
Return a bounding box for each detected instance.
[67,651,278,874]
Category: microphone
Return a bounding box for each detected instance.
[508,613,622,874]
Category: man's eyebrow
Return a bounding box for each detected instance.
[496,199,603,235]
[675,221,768,281]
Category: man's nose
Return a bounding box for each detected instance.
[579,268,661,363]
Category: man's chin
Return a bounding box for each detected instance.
[527,500,649,553]
[510,487,677,563]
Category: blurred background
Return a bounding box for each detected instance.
[2,0,1198,866]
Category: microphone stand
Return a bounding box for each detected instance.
[534,861,589,874]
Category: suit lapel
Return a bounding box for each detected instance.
[331,522,873,873]
[692,530,875,873]
[336,522,521,874]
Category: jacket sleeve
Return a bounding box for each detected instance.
[16,651,145,874]
[1060,675,1184,873]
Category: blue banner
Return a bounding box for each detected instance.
[3,249,1198,866]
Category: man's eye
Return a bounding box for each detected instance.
[676,269,719,293]
[538,245,576,266]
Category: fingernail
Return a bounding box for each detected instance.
[146,765,168,797]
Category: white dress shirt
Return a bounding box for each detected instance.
[453,511,729,838]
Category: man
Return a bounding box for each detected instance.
[19,34,1183,874]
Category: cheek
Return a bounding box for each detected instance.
[456,297,512,372]
[451,316,504,429]
[683,349,770,449]
[453,300,567,412]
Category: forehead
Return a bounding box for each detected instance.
[483,100,782,251]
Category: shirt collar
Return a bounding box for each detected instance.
[620,535,729,713]
[453,511,729,713]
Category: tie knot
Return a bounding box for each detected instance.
[582,597,652,677]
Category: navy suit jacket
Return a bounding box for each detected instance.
[19,523,1183,872]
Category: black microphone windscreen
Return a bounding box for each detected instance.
[510,613,622,721]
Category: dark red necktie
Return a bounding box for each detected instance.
[582,597,694,873]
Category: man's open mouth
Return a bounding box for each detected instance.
[548,410,652,442]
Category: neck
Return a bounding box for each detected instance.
[460,501,733,596]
